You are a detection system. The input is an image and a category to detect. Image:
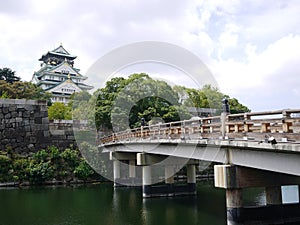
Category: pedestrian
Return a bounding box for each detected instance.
[141,118,146,127]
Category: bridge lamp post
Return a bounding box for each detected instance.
[221,98,230,139]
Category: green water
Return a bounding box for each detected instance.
[0,182,226,225]
[1,183,298,225]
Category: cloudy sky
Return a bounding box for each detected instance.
[1,0,300,111]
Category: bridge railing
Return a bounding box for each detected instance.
[99,109,300,145]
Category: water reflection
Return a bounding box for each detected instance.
[229,186,300,225]
[0,183,298,225]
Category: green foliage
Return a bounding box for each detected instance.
[0,80,52,102]
[74,161,94,180]
[48,102,72,120]
[28,161,54,184]
[228,97,250,114]
[12,159,30,181]
[94,73,250,132]
[33,149,49,162]
[175,84,250,115]
[0,146,101,184]
[0,155,12,182]
[69,91,93,121]
[95,73,191,131]
[61,148,80,168]
[0,67,20,83]
[79,142,109,178]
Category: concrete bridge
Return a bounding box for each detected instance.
[99,109,300,224]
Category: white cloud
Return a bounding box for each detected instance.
[212,34,300,111]
[0,0,300,112]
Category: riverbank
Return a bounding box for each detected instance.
[0,179,108,188]
[0,143,108,186]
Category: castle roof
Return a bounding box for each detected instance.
[39,44,77,62]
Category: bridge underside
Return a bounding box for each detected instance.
[102,139,300,176]
[101,140,300,224]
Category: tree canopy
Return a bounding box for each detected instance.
[0,80,52,102]
[92,73,250,132]
[48,102,72,120]
[0,67,21,83]
[174,84,250,114]
[95,73,191,131]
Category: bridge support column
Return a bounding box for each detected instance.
[110,152,140,187]
[187,164,197,195]
[113,160,121,187]
[266,186,282,205]
[215,165,300,224]
[299,185,300,202]
[137,153,199,198]
[142,166,152,198]
[165,165,175,197]
[129,160,136,178]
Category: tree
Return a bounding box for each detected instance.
[93,73,250,132]
[48,102,72,120]
[174,84,250,115]
[0,67,21,83]
[95,73,191,131]
[69,91,93,121]
[0,80,52,102]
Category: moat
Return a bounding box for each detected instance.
[0,182,298,225]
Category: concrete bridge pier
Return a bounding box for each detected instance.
[137,153,198,198]
[113,159,121,187]
[164,165,175,197]
[142,165,152,198]
[187,164,197,195]
[265,186,282,205]
[110,152,140,187]
[215,165,300,224]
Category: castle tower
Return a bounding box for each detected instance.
[31,44,93,103]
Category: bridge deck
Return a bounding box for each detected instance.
[99,109,300,176]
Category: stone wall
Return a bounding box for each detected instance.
[0,99,77,154]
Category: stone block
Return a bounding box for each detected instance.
[42,117,49,124]
[2,107,8,114]
[16,136,24,143]
[67,135,75,140]
[25,126,31,132]
[27,144,34,149]
[34,117,42,124]
[29,137,37,143]
[5,113,11,119]
[50,130,65,135]
[23,111,30,118]
[11,111,18,118]
[9,106,15,112]
[25,132,32,137]
[1,139,9,144]
[24,105,31,111]
[65,130,74,136]
[44,131,50,137]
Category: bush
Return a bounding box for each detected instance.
[28,161,54,184]
[33,149,49,162]
[0,155,12,182]
[12,158,30,181]
[0,146,98,184]
[74,161,94,180]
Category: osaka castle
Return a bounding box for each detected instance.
[31,44,93,103]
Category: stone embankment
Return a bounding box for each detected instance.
[0,99,84,154]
